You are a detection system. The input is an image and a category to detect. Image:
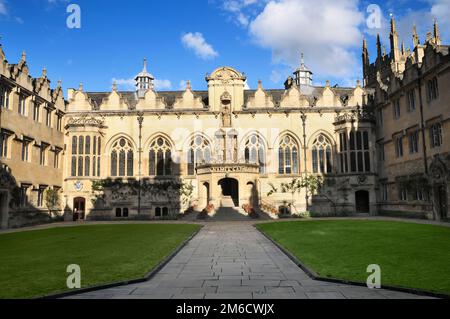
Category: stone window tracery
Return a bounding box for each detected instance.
[149,137,172,176]
[312,134,332,174]
[187,136,211,176]
[245,135,265,174]
[111,138,134,177]
[278,135,299,175]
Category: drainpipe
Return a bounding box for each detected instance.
[300,113,308,209]
[137,113,144,215]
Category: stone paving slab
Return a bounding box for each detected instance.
[66,222,432,300]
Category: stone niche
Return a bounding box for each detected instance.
[206,67,246,112]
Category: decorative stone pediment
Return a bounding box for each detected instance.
[316,85,339,107]
[33,72,52,101]
[246,81,274,109]
[347,83,364,107]
[52,81,65,108]
[206,67,246,112]
[429,155,450,183]
[280,86,310,108]
[136,89,167,110]
[99,89,130,111]
[208,67,246,83]
[68,86,95,112]
[173,81,205,109]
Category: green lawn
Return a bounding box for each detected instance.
[256,220,450,295]
[0,224,201,299]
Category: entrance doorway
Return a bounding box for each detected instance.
[435,185,448,220]
[355,190,370,213]
[218,178,239,207]
[73,197,86,221]
[0,191,8,229]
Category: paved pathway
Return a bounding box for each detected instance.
[66,222,430,299]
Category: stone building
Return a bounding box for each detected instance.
[0,45,65,228]
[63,58,376,221]
[364,19,449,220]
[0,18,448,228]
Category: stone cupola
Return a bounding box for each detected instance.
[135,58,154,98]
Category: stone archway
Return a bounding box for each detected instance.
[355,190,370,213]
[0,191,9,229]
[218,178,239,207]
[429,155,450,220]
[73,197,86,221]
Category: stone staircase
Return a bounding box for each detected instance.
[210,207,250,221]
[179,196,276,222]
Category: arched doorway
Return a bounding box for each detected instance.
[355,191,370,213]
[218,178,239,207]
[435,184,448,220]
[200,182,210,208]
[0,191,8,229]
[73,197,86,221]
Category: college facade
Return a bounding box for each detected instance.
[0,19,449,228]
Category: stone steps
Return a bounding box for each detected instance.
[210,207,250,221]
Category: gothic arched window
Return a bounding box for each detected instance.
[71,136,78,177]
[279,135,299,175]
[312,134,333,174]
[111,138,134,177]
[245,135,266,174]
[149,137,172,176]
[187,136,211,176]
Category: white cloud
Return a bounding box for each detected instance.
[222,0,268,27]
[112,78,135,91]
[154,79,172,90]
[112,78,172,91]
[181,32,219,60]
[0,0,8,15]
[179,80,187,90]
[248,0,364,79]
[244,80,250,90]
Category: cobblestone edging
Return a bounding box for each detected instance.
[39,225,204,299]
[255,225,449,300]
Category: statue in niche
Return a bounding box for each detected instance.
[226,131,238,163]
[215,131,225,163]
[232,135,238,162]
[221,91,232,128]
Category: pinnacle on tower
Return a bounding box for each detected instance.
[413,24,420,48]
[390,16,400,61]
[434,19,441,45]
[21,51,26,62]
[376,34,382,59]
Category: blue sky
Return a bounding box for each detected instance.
[0,0,448,93]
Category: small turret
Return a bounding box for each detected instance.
[135,58,154,98]
[293,53,313,89]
